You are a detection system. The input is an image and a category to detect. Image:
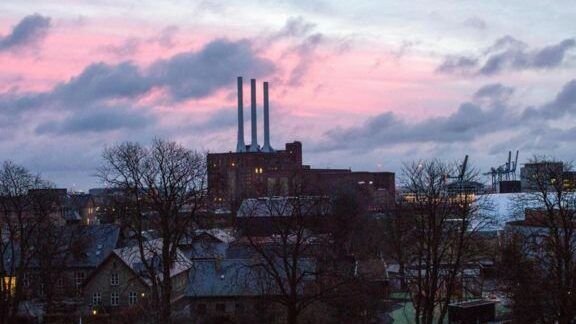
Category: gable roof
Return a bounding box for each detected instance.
[113,238,192,286]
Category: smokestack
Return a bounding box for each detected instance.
[262,81,273,152]
[249,78,259,152]
[236,77,246,152]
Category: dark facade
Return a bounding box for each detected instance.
[207,141,395,211]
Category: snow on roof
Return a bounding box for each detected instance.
[113,238,191,285]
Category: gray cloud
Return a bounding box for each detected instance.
[523,79,576,120]
[322,79,576,153]
[35,105,154,135]
[150,39,275,100]
[463,17,487,30]
[269,16,316,41]
[53,62,152,105]
[0,14,51,52]
[0,38,275,136]
[287,33,324,86]
[437,36,575,76]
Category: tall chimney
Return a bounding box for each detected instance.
[262,81,274,152]
[236,77,246,152]
[249,78,259,152]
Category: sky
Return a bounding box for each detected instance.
[1,0,576,190]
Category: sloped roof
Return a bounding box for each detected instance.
[187,259,261,297]
[187,257,316,298]
[113,238,192,285]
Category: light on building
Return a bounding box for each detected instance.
[92,309,97,316]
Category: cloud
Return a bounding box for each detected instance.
[473,83,514,104]
[321,79,576,153]
[463,17,487,30]
[522,79,576,120]
[53,62,152,105]
[0,38,275,136]
[150,39,275,100]
[287,33,324,86]
[437,36,575,76]
[0,14,51,52]
[269,16,316,41]
[35,105,154,135]
[1,38,273,109]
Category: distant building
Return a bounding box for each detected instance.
[520,161,576,192]
[207,77,395,212]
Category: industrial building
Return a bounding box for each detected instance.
[207,77,395,211]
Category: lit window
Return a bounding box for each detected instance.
[93,292,102,305]
[111,292,119,306]
[110,273,119,286]
[128,292,137,305]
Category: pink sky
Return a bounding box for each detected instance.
[1,1,576,189]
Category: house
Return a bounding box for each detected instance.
[22,224,121,303]
[61,193,97,225]
[178,228,235,261]
[83,238,192,315]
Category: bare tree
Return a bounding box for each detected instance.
[237,193,368,324]
[399,159,491,324]
[0,161,55,323]
[500,157,576,323]
[98,138,207,323]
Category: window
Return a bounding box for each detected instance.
[110,292,119,306]
[235,303,244,313]
[74,271,85,288]
[56,278,64,290]
[196,304,207,315]
[128,292,137,305]
[216,303,226,313]
[93,292,102,306]
[110,273,119,286]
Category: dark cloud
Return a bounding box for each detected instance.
[150,39,275,100]
[323,101,507,152]
[437,36,575,76]
[35,105,154,135]
[473,83,514,104]
[523,79,576,120]
[0,14,51,51]
[322,79,576,153]
[0,38,274,136]
[53,62,152,105]
[1,39,273,108]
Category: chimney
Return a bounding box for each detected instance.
[236,77,246,152]
[262,81,274,152]
[249,78,259,152]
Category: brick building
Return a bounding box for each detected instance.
[207,77,395,211]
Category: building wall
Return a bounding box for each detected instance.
[83,254,149,310]
[207,141,395,211]
[208,142,304,210]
